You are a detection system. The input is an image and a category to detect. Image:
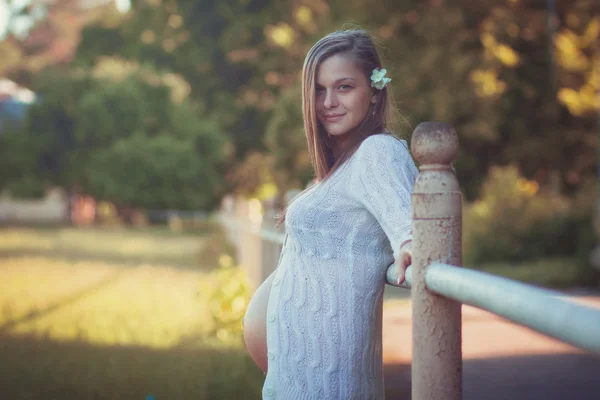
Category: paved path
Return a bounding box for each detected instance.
[381,294,600,400]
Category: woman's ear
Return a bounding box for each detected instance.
[371,94,377,105]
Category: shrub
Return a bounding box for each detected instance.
[463,165,596,270]
[201,255,253,344]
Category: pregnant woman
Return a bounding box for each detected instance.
[243,28,418,399]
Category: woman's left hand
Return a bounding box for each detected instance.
[396,241,412,285]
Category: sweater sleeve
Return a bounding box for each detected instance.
[350,134,419,261]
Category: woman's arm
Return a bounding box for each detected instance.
[351,135,418,283]
[243,271,275,374]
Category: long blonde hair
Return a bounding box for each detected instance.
[278,29,400,225]
[303,29,398,181]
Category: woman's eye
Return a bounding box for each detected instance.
[339,85,352,91]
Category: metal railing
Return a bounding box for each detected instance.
[386,263,600,353]
[383,121,600,399]
[218,204,285,289]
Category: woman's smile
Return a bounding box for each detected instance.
[323,113,346,123]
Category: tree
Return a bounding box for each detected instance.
[0,123,45,198]
[75,0,274,157]
[86,132,224,210]
[1,0,124,86]
[264,83,314,202]
[473,0,599,195]
[2,63,226,211]
[7,0,597,205]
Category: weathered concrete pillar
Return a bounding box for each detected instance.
[411,122,463,400]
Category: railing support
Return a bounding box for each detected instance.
[411,122,462,400]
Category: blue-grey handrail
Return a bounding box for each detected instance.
[386,262,600,355]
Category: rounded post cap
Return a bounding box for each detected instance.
[411,122,458,166]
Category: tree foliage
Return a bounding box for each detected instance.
[2,65,226,210]
[1,0,598,209]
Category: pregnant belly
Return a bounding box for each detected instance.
[243,272,274,373]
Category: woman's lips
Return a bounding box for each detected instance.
[323,114,345,122]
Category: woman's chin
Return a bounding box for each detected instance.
[325,129,352,140]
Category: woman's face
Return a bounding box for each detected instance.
[315,53,375,140]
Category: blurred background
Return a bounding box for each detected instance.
[0,0,599,399]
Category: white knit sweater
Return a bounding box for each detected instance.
[262,134,418,400]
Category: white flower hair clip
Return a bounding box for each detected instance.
[370,68,391,90]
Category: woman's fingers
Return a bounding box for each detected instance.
[396,265,405,285]
[396,250,412,285]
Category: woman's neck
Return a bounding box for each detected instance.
[330,134,353,160]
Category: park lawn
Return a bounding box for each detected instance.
[0,225,264,400]
[0,225,210,268]
[1,226,591,398]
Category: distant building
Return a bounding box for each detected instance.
[0,79,64,224]
[0,79,37,131]
[0,188,69,224]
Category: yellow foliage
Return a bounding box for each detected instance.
[556,56,599,116]
[464,165,570,264]
[494,44,520,67]
[96,201,120,225]
[90,57,192,104]
[470,69,507,98]
[555,18,600,116]
[294,5,318,33]
[581,18,600,48]
[558,83,599,116]
[204,261,253,344]
[256,182,279,200]
[481,32,495,48]
[516,178,539,197]
[265,23,295,48]
[472,201,490,218]
[555,30,589,72]
[295,6,313,26]
[480,33,520,67]
[168,14,183,29]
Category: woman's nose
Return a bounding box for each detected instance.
[323,90,337,109]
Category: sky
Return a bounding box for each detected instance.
[0,0,131,39]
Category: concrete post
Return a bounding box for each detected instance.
[411,122,463,400]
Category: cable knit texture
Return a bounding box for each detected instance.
[262,134,418,399]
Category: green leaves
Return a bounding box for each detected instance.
[3,0,597,211]
[2,64,226,211]
[86,134,218,209]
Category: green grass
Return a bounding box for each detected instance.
[3,225,591,399]
[0,225,263,400]
[0,225,216,268]
[0,335,263,400]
